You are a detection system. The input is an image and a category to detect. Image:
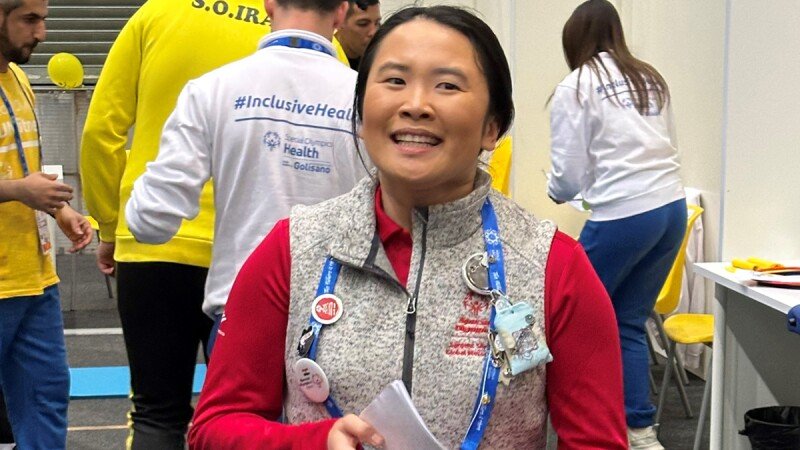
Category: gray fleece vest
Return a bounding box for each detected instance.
[284,171,556,449]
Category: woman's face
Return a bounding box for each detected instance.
[361,18,498,204]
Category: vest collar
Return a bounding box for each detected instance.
[328,170,493,271]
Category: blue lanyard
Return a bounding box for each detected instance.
[0,85,35,176]
[306,257,345,418]
[261,36,336,57]
[307,198,506,449]
[460,199,505,450]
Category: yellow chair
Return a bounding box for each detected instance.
[655,205,705,316]
[653,205,712,450]
[650,205,704,415]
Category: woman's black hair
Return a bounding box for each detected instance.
[350,6,514,151]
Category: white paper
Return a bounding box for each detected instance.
[41,164,64,180]
[360,380,446,450]
[41,165,64,266]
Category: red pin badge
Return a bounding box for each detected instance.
[311,294,344,325]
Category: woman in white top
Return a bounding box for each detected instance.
[547,1,686,449]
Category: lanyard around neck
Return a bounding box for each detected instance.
[305,198,506,449]
[460,199,505,450]
[0,78,37,176]
[261,35,336,57]
[305,256,344,417]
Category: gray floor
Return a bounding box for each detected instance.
[56,253,709,449]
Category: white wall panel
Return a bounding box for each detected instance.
[510,0,589,237]
[721,0,800,260]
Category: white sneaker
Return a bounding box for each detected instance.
[0,444,15,450]
[627,426,665,450]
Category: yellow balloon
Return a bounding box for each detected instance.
[47,53,84,89]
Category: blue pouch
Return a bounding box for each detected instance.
[493,300,553,377]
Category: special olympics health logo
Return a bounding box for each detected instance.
[263,131,281,151]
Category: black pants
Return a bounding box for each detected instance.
[0,391,13,444]
[117,262,212,450]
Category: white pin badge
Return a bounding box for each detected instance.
[294,357,331,403]
[311,294,344,325]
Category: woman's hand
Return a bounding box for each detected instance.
[327,414,384,450]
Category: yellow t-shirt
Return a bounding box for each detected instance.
[331,38,351,66]
[0,64,58,299]
[81,0,273,266]
[81,0,352,267]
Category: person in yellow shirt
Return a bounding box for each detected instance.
[0,0,93,448]
[334,0,380,69]
[79,1,268,448]
[80,1,348,448]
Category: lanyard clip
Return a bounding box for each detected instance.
[487,331,505,367]
[490,290,513,311]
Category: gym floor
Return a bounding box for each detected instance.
[59,253,710,449]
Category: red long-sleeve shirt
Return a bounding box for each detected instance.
[189,196,626,449]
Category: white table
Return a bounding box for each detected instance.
[693,262,800,449]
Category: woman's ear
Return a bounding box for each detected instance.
[480,119,500,152]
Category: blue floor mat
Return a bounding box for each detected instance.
[69,364,207,398]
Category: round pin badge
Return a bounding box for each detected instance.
[293,358,330,403]
[462,252,492,295]
[311,294,344,325]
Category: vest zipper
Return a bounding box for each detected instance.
[402,215,427,395]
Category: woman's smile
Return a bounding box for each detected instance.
[390,128,443,153]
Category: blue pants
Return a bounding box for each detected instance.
[0,285,69,449]
[580,199,687,428]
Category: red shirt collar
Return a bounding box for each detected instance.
[375,185,409,243]
[374,185,412,287]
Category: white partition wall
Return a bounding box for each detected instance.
[721,0,800,260]
[509,0,590,237]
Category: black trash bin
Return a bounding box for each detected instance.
[739,406,800,449]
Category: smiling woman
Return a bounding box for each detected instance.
[189,6,628,450]
[359,19,499,227]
